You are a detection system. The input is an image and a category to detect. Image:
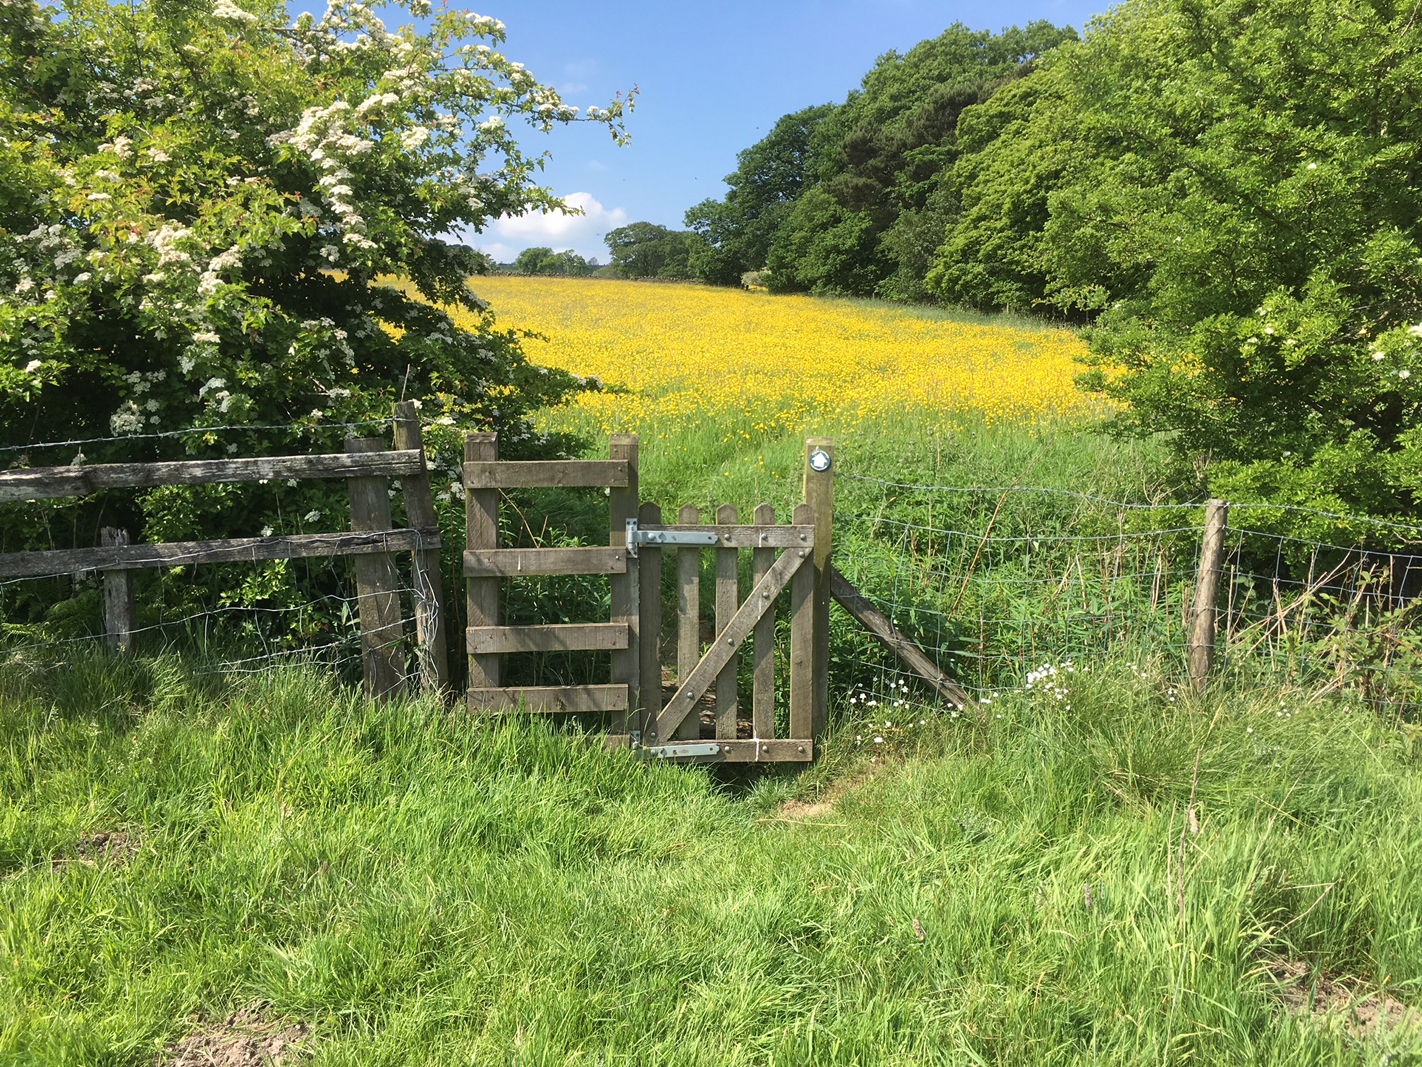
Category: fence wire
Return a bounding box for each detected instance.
[835,474,1422,717]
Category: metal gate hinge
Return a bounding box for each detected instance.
[625,519,718,558]
[646,742,721,759]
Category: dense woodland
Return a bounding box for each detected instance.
[608,0,1422,524]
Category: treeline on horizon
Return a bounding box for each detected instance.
[604,0,1422,529]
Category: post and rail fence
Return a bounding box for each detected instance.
[3,418,1419,745]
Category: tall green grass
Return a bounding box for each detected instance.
[2,654,1419,1064]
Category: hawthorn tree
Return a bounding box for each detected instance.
[0,0,633,641]
[0,0,632,462]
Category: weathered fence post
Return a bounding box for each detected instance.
[100,527,135,654]
[788,501,816,739]
[347,436,407,699]
[803,438,834,738]
[637,500,664,742]
[608,434,639,733]
[1188,498,1229,693]
[464,432,501,692]
[392,402,449,697]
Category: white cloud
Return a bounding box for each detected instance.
[470,192,628,263]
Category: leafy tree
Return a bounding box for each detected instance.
[0,0,633,638]
[767,21,1076,297]
[683,104,834,286]
[512,246,558,274]
[552,249,594,276]
[926,58,1078,312]
[604,222,701,279]
[934,0,1422,523]
[512,247,593,276]
[1,0,632,464]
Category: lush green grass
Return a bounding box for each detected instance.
[3,653,1420,1064]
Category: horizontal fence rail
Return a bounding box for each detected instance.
[0,403,448,699]
[0,450,424,502]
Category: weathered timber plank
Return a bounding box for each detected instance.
[347,437,407,700]
[714,503,739,740]
[394,402,449,696]
[0,450,424,502]
[100,527,136,655]
[608,435,639,732]
[635,524,814,549]
[751,503,776,740]
[638,501,664,736]
[642,739,813,763]
[674,503,701,741]
[0,529,437,579]
[464,433,501,689]
[657,542,809,742]
[788,502,815,741]
[462,459,629,489]
[829,564,977,713]
[465,623,629,654]
[463,546,627,577]
[467,685,629,714]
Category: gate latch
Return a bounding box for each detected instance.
[625,519,718,558]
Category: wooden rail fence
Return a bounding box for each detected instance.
[0,402,447,698]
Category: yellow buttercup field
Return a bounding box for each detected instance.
[455,277,1107,445]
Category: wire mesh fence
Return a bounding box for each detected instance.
[834,473,1422,718]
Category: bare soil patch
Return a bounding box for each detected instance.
[51,830,138,871]
[778,798,835,819]
[1265,957,1421,1043]
[166,1003,309,1066]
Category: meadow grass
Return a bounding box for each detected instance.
[6,282,1419,1064]
[2,653,1419,1064]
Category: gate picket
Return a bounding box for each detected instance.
[714,503,739,739]
[675,504,701,741]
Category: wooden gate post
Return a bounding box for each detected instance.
[100,527,136,654]
[347,436,407,699]
[638,501,664,740]
[464,432,501,691]
[393,401,449,696]
[608,434,639,732]
[803,438,834,738]
[1188,498,1229,693]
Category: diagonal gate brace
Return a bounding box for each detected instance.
[655,545,810,740]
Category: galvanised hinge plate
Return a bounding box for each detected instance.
[646,743,721,759]
[625,519,718,558]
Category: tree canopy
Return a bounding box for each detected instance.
[511,247,595,276]
[931,0,1422,520]
[603,222,700,280]
[684,21,1077,299]
[1,0,631,457]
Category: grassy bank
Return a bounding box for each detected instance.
[3,655,1420,1063]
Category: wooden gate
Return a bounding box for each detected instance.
[460,433,834,763]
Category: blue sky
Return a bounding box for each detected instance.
[468,0,1108,263]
